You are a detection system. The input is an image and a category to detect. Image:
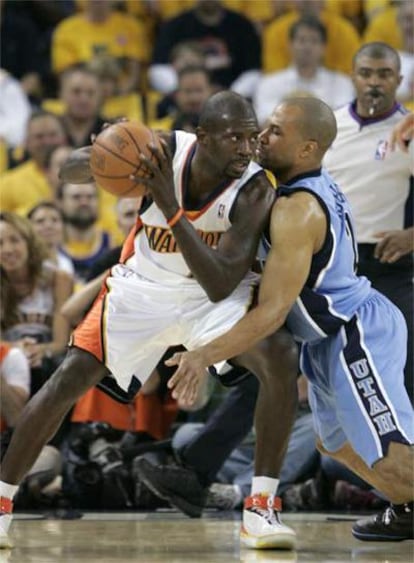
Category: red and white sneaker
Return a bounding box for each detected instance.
[0,498,13,549]
[241,494,296,550]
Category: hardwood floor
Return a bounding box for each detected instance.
[1,510,412,562]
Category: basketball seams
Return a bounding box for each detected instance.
[92,140,139,168]
[121,124,158,173]
[121,124,145,156]
[92,171,137,180]
[90,121,156,197]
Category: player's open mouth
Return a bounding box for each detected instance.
[232,160,249,170]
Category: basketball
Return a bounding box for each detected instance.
[90,121,161,197]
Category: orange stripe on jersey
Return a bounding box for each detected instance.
[0,343,11,363]
[120,217,143,263]
[71,280,110,364]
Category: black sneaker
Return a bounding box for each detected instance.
[133,456,208,518]
[352,503,414,541]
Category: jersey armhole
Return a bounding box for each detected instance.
[277,186,333,268]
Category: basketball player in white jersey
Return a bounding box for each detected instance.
[165,97,414,544]
[0,92,298,550]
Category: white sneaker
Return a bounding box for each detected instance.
[241,494,296,550]
[0,498,13,549]
[0,514,12,549]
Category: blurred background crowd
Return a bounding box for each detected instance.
[0,0,413,518]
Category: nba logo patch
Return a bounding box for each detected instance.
[218,204,225,218]
[374,140,388,160]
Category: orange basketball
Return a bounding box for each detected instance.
[90,121,161,197]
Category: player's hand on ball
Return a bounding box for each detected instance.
[131,139,179,218]
[166,350,209,407]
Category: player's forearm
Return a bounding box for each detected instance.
[197,301,288,366]
[171,218,251,302]
[59,146,94,184]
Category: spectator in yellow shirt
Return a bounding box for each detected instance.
[364,1,414,106]
[52,0,148,95]
[262,0,360,75]
[363,1,411,50]
[0,112,66,215]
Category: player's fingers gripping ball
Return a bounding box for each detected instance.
[90,121,162,197]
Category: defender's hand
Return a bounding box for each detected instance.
[166,350,209,407]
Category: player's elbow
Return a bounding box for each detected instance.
[207,289,228,303]
[206,283,238,303]
[59,147,93,184]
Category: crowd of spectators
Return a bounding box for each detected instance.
[0,0,412,516]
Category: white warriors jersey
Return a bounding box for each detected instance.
[124,130,264,285]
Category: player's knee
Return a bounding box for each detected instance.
[43,349,106,404]
[267,329,298,375]
[252,329,298,381]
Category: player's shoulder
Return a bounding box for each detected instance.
[274,189,324,221]
[232,169,275,221]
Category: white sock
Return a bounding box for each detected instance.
[251,476,279,497]
[0,481,19,501]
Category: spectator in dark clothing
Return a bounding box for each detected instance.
[149,0,261,98]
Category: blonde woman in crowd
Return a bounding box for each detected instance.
[0,212,73,393]
[28,201,74,277]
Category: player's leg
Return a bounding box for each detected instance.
[134,372,259,517]
[234,328,299,549]
[0,348,109,547]
[0,270,172,548]
[313,294,414,541]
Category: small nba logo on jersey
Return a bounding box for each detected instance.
[374,140,388,160]
[218,204,225,218]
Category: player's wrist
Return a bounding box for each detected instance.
[166,207,184,227]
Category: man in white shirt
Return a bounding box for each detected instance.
[324,42,413,401]
[253,16,355,126]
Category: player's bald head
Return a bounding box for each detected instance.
[199,91,258,131]
[280,97,337,154]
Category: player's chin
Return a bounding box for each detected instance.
[227,162,249,178]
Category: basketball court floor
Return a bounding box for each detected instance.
[2,510,413,563]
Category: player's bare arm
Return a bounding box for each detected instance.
[59,130,173,186]
[171,174,275,301]
[59,146,93,184]
[138,139,275,301]
[166,192,326,400]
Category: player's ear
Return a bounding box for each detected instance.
[196,126,208,145]
[301,140,318,158]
